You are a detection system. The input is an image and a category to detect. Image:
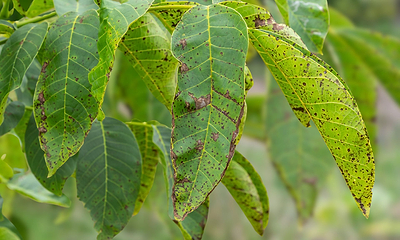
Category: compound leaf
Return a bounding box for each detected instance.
[33,10,100,177]
[0,23,47,125]
[76,117,142,240]
[170,4,249,220]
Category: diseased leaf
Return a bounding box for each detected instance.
[76,117,142,240]
[170,4,249,220]
[221,151,269,235]
[54,0,99,16]
[88,0,153,108]
[175,198,209,240]
[12,0,55,17]
[265,74,333,221]
[0,195,21,239]
[248,27,375,218]
[0,23,48,125]
[33,10,100,177]
[15,59,41,107]
[0,101,25,137]
[120,12,178,111]
[275,0,329,53]
[25,114,77,196]
[7,172,71,207]
[127,121,160,216]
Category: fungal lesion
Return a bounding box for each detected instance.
[188,92,211,110]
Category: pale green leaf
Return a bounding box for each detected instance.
[221,151,269,235]
[0,20,14,38]
[0,227,20,240]
[0,23,48,125]
[170,4,249,220]
[0,160,13,182]
[88,0,153,108]
[33,10,100,177]
[54,0,99,16]
[12,0,54,17]
[76,117,142,240]
[120,12,178,111]
[0,101,24,136]
[7,172,71,207]
[275,0,329,53]
[25,114,77,196]
[0,195,21,239]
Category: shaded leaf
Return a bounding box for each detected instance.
[15,59,41,107]
[275,0,329,53]
[127,121,160,216]
[54,0,99,16]
[170,4,249,220]
[0,195,21,239]
[76,117,142,240]
[221,151,269,235]
[242,95,265,140]
[88,0,153,108]
[175,198,209,240]
[33,10,100,177]
[120,12,178,111]
[0,227,20,240]
[10,107,32,150]
[0,101,24,136]
[12,0,54,17]
[7,172,71,207]
[265,74,333,221]
[0,23,48,125]
[25,114,77,196]
[0,20,14,37]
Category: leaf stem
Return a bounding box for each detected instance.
[15,11,57,28]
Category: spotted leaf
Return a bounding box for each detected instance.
[12,0,55,17]
[33,10,100,177]
[54,0,99,16]
[120,12,178,111]
[170,4,249,220]
[0,23,48,125]
[76,117,142,240]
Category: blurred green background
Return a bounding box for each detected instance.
[1,0,400,239]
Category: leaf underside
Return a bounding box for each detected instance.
[170,4,249,220]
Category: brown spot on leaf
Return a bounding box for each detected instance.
[272,23,284,31]
[38,92,45,104]
[195,140,204,152]
[39,127,47,133]
[254,17,266,28]
[179,39,187,49]
[181,63,189,74]
[211,132,219,141]
[188,93,211,110]
[41,62,48,73]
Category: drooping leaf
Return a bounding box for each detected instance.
[120,12,178,112]
[0,20,14,38]
[33,10,100,177]
[175,198,209,240]
[76,117,142,240]
[127,121,160,216]
[88,0,153,109]
[265,73,333,221]
[170,4,249,220]
[221,151,269,235]
[148,1,198,33]
[6,172,71,207]
[0,101,24,136]
[248,27,375,218]
[0,23,48,125]
[25,114,77,196]
[54,0,99,16]
[275,0,329,53]
[12,0,54,17]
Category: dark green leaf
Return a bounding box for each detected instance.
[15,59,41,107]
[175,198,209,240]
[25,114,77,196]
[76,117,142,240]
[0,23,47,124]
[0,101,24,136]
[9,106,31,150]
[88,0,153,108]
[33,10,100,177]
[221,151,269,235]
[170,4,249,220]
[54,0,99,16]
[120,12,178,111]
[0,195,21,239]
[7,172,71,207]
[12,0,54,17]
[275,0,329,53]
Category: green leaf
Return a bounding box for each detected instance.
[0,159,13,183]
[0,227,20,240]
[76,117,142,240]
[248,27,375,218]
[120,13,178,112]
[0,20,14,37]
[221,151,269,235]
[54,0,99,16]
[265,74,333,221]
[88,0,153,108]
[275,0,329,53]
[0,23,48,125]
[15,59,41,107]
[7,172,71,207]
[0,195,21,239]
[33,10,100,177]
[12,0,54,17]
[0,101,24,136]
[175,198,209,240]
[25,114,77,196]
[242,95,265,140]
[170,4,249,220]
[127,121,160,216]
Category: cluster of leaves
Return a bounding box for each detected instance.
[0,0,393,239]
